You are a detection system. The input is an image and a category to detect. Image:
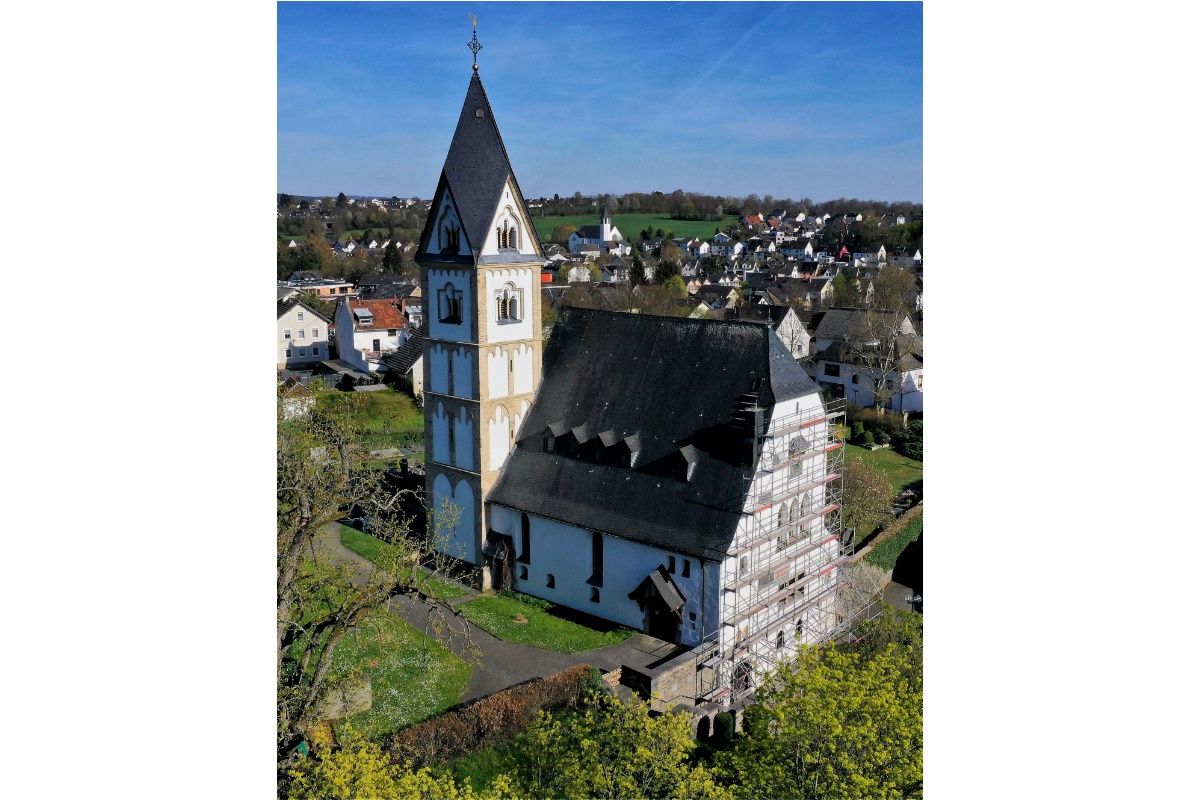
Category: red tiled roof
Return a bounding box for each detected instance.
[348,299,407,330]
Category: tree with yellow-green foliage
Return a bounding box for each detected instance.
[288,724,521,800]
[715,637,922,800]
[516,693,731,800]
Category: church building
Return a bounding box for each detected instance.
[417,61,847,704]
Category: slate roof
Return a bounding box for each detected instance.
[813,307,911,341]
[415,73,544,263]
[740,303,792,329]
[487,308,820,561]
[384,323,426,374]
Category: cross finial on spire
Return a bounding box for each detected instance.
[468,14,482,71]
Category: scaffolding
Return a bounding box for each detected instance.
[694,398,880,706]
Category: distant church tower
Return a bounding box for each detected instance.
[599,205,612,244]
[415,50,544,588]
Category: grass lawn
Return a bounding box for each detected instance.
[330,610,473,738]
[317,388,425,452]
[459,595,635,653]
[864,509,923,572]
[843,443,923,496]
[532,214,739,243]
[338,525,469,599]
[438,739,523,792]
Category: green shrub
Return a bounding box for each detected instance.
[878,431,891,445]
[898,437,922,461]
[851,421,865,441]
[861,431,875,446]
[712,712,735,749]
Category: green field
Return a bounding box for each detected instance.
[532,214,738,244]
[315,388,425,452]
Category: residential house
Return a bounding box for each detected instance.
[568,207,629,256]
[384,323,426,404]
[695,284,740,311]
[334,298,410,373]
[806,308,923,412]
[277,298,332,369]
[738,303,810,359]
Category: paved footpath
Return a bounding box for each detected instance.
[312,522,672,703]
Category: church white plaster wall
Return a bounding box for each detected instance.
[488,405,510,471]
[483,268,536,343]
[491,506,706,647]
[478,182,538,258]
[429,344,450,395]
[486,346,508,399]
[429,269,473,342]
[432,473,476,564]
[513,399,529,441]
[425,192,470,257]
[512,343,535,395]
[432,403,451,465]
[450,347,475,399]
[453,408,475,471]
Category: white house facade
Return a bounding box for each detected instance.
[277,299,331,369]
[334,298,410,373]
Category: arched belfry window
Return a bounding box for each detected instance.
[438,282,463,324]
[495,282,522,324]
[496,212,520,250]
[442,224,460,252]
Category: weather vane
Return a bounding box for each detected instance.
[468,14,482,71]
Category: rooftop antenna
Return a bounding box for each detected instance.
[468,14,482,72]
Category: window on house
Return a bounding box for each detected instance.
[297,312,304,321]
[387,329,396,336]
[917,375,923,390]
[298,329,305,339]
[851,374,860,384]
[284,329,291,339]
[519,514,531,563]
[298,348,306,356]
[886,379,895,390]
[285,348,292,357]
[823,363,840,377]
[339,287,348,294]
[590,587,600,603]
[546,574,555,589]
[312,328,319,338]
[776,630,785,649]
[668,555,676,574]
[682,559,691,578]
[437,284,463,324]
[590,531,604,586]
[739,555,749,577]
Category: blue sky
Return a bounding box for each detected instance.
[279,2,922,202]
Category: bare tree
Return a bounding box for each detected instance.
[276,391,469,781]
[843,308,922,412]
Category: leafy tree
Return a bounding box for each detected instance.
[828,270,861,308]
[716,642,922,800]
[336,192,348,208]
[840,457,893,542]
[515,694,718,800]
[663,274,687,298]
[288,723,520,800]
[551,224,578,246]
[630,251,647,287]
[382,241,404,274]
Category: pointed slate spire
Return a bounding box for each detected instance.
[417,73,542,263]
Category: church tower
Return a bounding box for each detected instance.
[416,55,544,588]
